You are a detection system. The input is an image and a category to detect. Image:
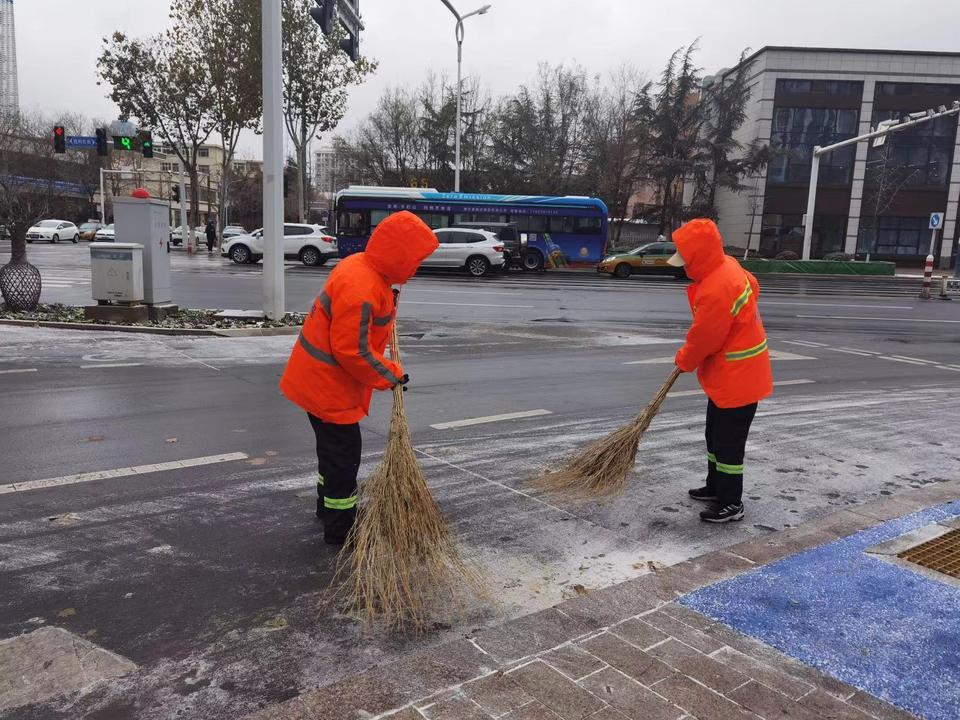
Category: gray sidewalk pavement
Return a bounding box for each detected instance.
[246,480,960,720]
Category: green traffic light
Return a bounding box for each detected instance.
[121,137,132,151]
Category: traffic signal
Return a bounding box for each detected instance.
[171,186,180,202]
[113,135,136,152]
[310,0,337,34]
[139,130,153,158]
[95,129,109,157]
[53,126,65,154]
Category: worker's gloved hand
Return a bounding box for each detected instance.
[392,288,400,307]
[397,373,410,392]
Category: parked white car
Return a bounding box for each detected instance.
[26,220,80,244]
[222,224,337,266]
[426,228,506,277]
[222,225,247,239]
[94,224,116,241]
[170,226,207,246]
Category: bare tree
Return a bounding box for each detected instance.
[282,0,375,222]
[861,143,922,261]
[97,30,214,232]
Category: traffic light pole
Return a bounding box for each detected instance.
[262,0,285,319]
[179,171,191,255]
[99,169,106,225]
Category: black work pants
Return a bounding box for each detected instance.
[308,414,361,542]
[704,400,758,506]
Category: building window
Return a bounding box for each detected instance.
[199,164,210,175]
[199,147,210,158]
[234,162,246,174]
[865,110,956,189]
[878,82,953,97]
[768,107,859,186]
[161,162,179,173]
[761,214,846,258]
[777,79,862,96]
[857,216,930,256]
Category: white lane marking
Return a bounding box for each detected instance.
[624,349,814,365]
[889,355,936,364]
[830,348,875,357]
[669,378,816,399]
[406,288,525,296]
[782,339,829,347]
[879,356,928,366]
[762,301,912,310]
[0,368,38,375]
[936,365,960,372]
[797,315,960,324]
[839,347,881,355]
[80,363,143,370]
[0,452,250,495]
[431,409,553,430]
[402,301,534,309]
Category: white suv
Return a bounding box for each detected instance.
[426,228,506,277]
[222,224,337,266]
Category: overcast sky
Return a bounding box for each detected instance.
[13,0,960,159]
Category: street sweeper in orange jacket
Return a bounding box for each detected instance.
[668,218,773,524]
[280,211,439,545]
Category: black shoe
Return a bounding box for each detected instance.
[688,486,718,502]
[700,503,744,523]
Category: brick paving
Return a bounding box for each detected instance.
[246,480,960,720]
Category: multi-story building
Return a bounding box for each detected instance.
[711,47,960,268]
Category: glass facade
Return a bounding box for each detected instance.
[857,216,930,256]
[865,110,956,188]
[768,107,860,185]
[760,214,847,258]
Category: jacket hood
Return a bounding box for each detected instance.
[672,219,726,281]
[364,211,439,284]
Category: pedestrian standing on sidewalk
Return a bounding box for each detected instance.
[279,211,438,545]
[667,219,773,523]
[205,218,217,253]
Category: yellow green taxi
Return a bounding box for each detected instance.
[597,240,686,279]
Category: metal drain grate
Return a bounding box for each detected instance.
[898,528,960,579]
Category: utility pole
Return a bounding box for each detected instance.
[179,171,189,255]
[262,0,285,319]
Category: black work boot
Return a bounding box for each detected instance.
[700,503,745,523]
[688,486,718,502]
[324,506,357,546]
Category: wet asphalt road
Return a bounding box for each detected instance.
[0,241,959,719]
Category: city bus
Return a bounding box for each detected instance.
[334,186,609,271]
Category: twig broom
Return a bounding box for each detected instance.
[334,326,484,632]
[535,367,683,498]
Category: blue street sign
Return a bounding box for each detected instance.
[929,212,943,230]
[66,136,98,149]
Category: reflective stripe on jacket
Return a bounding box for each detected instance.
[279,211,438,424]
[673,219,773,409]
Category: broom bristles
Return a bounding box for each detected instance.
[535,367,683,498]
[331,328,485,633]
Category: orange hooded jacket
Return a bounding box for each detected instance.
[280,211,439,424]
[673,219,773,409]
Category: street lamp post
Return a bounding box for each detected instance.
[261,0,285,319]
[439,1,491,193]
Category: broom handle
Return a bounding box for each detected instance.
[390,324,404,413]
[646,366,683,410]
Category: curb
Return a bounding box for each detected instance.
[243,479,960,720]
[0,319,303,337]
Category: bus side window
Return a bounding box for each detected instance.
[337,210,368,237]
[575,217,602,234]
[558,216,575,234]
[527,216,548,233]
[370,209,391,228]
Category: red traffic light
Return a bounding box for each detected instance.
[54,126,64,136]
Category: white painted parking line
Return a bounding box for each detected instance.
[0,368,37,375]
[798,315,960,324]
[403,301,534,309]
[431,409,552,430]
[763,301,912,310]
[0,452,250,495]
[670,379,816,399]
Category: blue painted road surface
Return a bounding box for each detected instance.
[681,501,960,720]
